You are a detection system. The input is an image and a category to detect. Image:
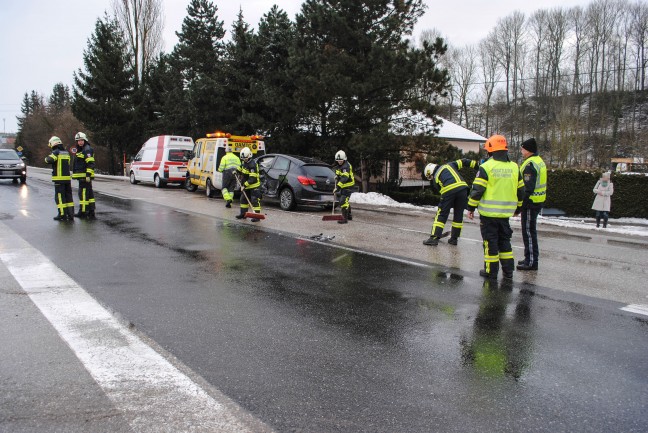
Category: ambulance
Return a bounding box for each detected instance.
[129,135,194,187]
[185,132,265,197]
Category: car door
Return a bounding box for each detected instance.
[266,156,291,197]
[257,155,278,197]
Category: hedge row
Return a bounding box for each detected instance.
[384,169,648,219]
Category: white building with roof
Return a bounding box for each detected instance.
[381,116,486,187]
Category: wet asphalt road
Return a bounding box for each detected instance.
[1,178,648,432]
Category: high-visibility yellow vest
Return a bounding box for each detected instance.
[218,152,241,172]
[475,159,520,218]
[520,155,547,204]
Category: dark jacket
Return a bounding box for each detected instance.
[72,142,95,179]
[44,148,72,183]
[431,158,477,196]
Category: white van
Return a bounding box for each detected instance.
[129,135,194,187]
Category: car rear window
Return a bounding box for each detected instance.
[0,150,20,160]
[303,165,333,177]
[168,149,191,161]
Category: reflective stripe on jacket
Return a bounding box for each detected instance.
[218,152,241,172]
[519,155,547,204]
[238,159,260,189]
[335,161,355,189]
[433,159,477,195]
[469,159,522,218]
[45,149,72,182]
[72,143,95,179]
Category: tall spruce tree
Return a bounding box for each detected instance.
[72,14,135,174]
[48,83,71,115]
[252,5,299,146]
[171,0,226,136]
[293,0,449,189]
[223,9,259,134]
[141,52,192,135]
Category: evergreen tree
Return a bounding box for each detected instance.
[141,53,192,136]
[48,83,71,115]
[223,9,259,134]
[171,0,226,136]
[293,0,449,189]
[72,14,136,174]
[252,5,299,145]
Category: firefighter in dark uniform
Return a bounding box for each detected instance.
[334,150,355,224]
[218,146,241,208]
[423,158,479,246]
[235,147,262,222]
[72,131,96,219]
[517,138,547,271]
[45,136,74,221]
[467,135,525,280]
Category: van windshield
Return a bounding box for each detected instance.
[168,149,191,162]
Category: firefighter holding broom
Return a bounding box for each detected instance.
[235,147,262,222]
[423,158,479,246]
[334,150,355,224]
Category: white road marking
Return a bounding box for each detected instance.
[0,222,271,433]
[620,304,648,317]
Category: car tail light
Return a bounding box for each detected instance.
[297,175,316,186]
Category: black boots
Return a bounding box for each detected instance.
[235,208,246,219]
[337,208,348,224]
[423,236,439,246]
[447,238,458,245]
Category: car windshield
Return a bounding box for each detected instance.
[0,150,20,160]
[303,165,333,177]
[168,149,191,162]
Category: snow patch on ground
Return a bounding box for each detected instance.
[350,192,648,238]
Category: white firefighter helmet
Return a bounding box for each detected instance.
[240,147,252,160]
[48,136,62,148]
[75,131,88,141]
[424,163,437,180]
[335,150,347,161]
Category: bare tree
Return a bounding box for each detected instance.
[478,35,501,136]
[568,6,589,96]
[448,45,478,127]
[112,0,164,84]
[629,1,648,90]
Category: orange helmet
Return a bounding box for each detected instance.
[484,135,508,152]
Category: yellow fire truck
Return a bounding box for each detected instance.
[184,132,266,197]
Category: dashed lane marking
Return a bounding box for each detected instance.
[620,304,648,317]
[0,221,272,433]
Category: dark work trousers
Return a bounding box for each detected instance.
[77,179,95,214]
[479,215,515,276]
[431,188,468,239]
[520,206,541,266]
[54,182,74,217]
[241,187,262,212]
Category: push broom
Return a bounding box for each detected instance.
[234,173,266,220]
[322,188,344,221]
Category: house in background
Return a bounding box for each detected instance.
[373,116,487,188]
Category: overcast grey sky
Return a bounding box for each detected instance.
[0,0,592,134]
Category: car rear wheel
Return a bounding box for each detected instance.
[129,171,138,184]
[206,179,214,197]
[279,187,296,211]
[185,176,197,192]
[154,174,165,188]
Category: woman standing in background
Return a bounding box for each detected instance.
[592,172,614,228]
